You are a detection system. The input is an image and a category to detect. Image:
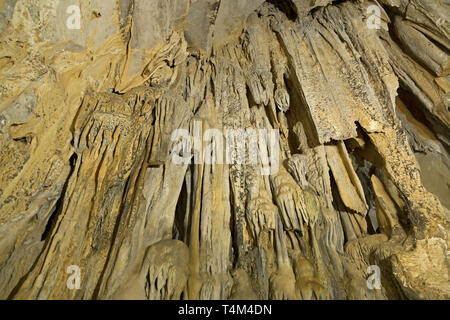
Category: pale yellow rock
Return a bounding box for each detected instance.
[326,143,368,215]
[0,0,448,301]
[371,175,399,237]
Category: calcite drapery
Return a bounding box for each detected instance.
[0,0,448,300]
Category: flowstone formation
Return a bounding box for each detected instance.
[0,0,449,300]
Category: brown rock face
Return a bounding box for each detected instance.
[0,0,448,300]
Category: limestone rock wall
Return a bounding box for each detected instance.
[0,0,448,299]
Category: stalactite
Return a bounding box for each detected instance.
[0,0,448,300]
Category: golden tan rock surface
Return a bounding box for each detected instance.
[0,0,448,300]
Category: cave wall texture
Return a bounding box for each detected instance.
[0,0,449,300]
